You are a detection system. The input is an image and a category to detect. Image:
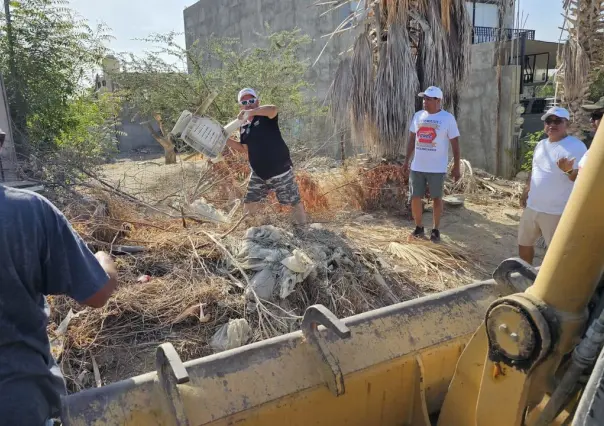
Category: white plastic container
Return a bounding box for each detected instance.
[224,118,245,135]
[181,114,247,159]
[171,110,193,136]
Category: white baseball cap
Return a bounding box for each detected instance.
[418,86,443,99]
[238,88,257,102]
[542,106,570,121]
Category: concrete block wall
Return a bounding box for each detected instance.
[457,42,521,177]
[183,0,355,101]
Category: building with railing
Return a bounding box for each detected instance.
[472,26,536,44]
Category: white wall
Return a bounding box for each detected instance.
[465,2,499,27]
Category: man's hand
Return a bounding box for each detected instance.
[83,251,118,309]
[238,110,253,121]
[95,251,116,275]
[557,157,575,174]
[451,163,461,182]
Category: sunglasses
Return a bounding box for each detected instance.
[545,117,564,125]
[239,98,257,106]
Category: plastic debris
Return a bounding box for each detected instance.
[210,318,252,352]
[246,268,277,301]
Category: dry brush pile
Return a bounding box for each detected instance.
[46,155,513,392]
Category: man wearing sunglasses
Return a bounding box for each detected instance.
[577,98,604,175]
[0,128,119,425]
[225,88,306,225]
[518,106,587,264]
[404,86,461,243]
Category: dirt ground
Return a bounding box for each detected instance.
[98,154,544,285]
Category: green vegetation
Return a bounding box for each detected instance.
[0,0,121,188]
[521,130,545,172]
[116,29,325,164]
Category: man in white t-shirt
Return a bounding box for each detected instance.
[519,106,587,264]
[403,86,461,242]
[577,98,603,175]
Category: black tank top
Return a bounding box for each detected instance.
[240,114,293,180]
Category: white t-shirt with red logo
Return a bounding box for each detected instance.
[409,109,460,173]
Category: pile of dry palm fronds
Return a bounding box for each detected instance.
[321,0,472,159]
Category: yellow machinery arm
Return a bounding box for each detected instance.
[60,128,604,425]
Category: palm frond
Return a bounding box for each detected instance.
[373,22,419,158]
[350,31,374,140]
[329,57,353,131]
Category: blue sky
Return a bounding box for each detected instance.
[68,0,565,56]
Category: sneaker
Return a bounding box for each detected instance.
[411,226,425,239]
[430,229,441,243]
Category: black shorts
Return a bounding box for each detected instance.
[244,168,301,206]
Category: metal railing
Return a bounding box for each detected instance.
[472,26,536,44]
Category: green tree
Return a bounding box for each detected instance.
[28,91,123,188]
[520,130,545,172]
[115,30,320,164]
[0,0,111,150]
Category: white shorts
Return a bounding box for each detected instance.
[518,207,562,247]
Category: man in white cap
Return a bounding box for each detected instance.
[403,86,461,242]
[518,106,587,264]
[225,88,306,225]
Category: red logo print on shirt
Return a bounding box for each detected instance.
[417,123,438,147]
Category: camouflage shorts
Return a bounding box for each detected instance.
[244,168,301,206]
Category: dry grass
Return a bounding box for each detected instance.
[48,157,513,391]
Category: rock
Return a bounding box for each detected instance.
[504,210,521,221]
[516,171,529,181]
[309,223,323,230]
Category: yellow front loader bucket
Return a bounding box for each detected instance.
[61,260,535,426]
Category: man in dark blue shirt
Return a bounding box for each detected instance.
[225,88,307,225]
[0,130,119,425]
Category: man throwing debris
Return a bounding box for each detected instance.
[226,88,306,225]
[578,97,604,175]
[0,129,119,425]
[403,86,461,243]
[519,107,587,264]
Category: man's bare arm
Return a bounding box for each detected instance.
[405,132,416,164]
[249,105,278,119]
[521,171,532,208]
[567,169,579,182]
[450,137,461,166]
[82,252,118,308]
[226,137,248,154]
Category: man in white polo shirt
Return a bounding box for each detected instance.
[519,106,587,264]
[404,86,461,242]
